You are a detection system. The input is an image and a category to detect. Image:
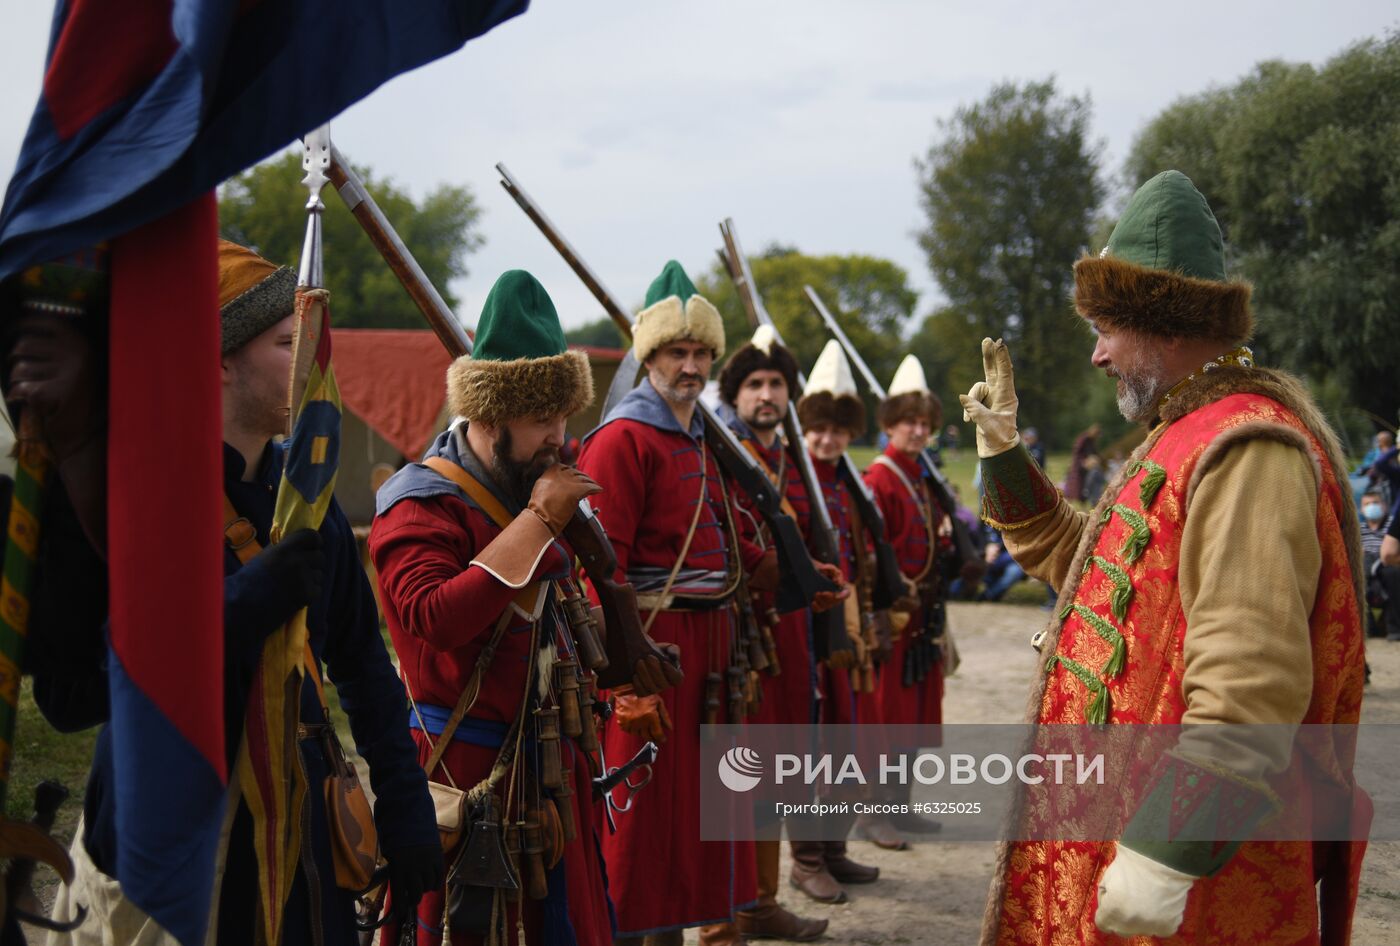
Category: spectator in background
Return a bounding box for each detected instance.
[1380,503,1400,641]
[1366,437,1400,512]
[1360,491,1389,638]
[1063,422,1101,502]
[1082,454,1107,505]
[1022,427,1046,468]
[940,423,962,458]
[978,529,1028,602]
[1351,431,1392,511]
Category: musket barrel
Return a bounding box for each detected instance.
[325,145,471,358]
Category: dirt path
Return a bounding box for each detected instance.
[685,601,1400,944]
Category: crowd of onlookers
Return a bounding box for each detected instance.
[1354,431,1400,642]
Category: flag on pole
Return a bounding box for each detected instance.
[236,279,341,944]
[0,4,528,944]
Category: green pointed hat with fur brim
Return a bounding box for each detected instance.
[1073,170,1252,344]
[632,259,726,362]
[447,270,593,424]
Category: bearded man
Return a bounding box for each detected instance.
[965,171,1368,945]
[371,270,614,945]
[711,326,847,939]
[577,261,774,946]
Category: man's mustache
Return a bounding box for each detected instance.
[676,373,706,385]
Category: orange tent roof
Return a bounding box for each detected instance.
[334,329,625,460]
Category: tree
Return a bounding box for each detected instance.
[915,79,1105,446]
[1125,36,1400,446]
[564,316,626,348]
[695,246,918,424]
[219,150,484,328]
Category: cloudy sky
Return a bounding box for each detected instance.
[2,2,1395,334]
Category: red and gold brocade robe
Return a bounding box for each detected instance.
[978,369,1368,946]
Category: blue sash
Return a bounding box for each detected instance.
[408,702,508,748]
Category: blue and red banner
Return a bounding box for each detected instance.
[0,3,528,944]
[0,0,529,280]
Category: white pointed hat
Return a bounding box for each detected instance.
[887,354,930,396]
[805,339,857,398]
[798,339,866,435]
[750,323,779,354]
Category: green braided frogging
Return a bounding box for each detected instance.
[1101,503,1150,565]
[1072,605,1126,677]
[1126,459,1168,508]
[1084,555,1134,622]
[1046,654,1110,724]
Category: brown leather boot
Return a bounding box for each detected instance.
[788,839,848,904]
[855,813,908,851]
[697,922,747,946]
[737,839,829,940]
[823,839,879,884]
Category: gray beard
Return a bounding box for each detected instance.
[1116,372,1168,424]
[655,377,703,404]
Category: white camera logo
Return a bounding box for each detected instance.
[718,747,764,792]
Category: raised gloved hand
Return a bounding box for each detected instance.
[747,549,781,594]
[957,338,1021,458]
[1094,843,1195,938]
[526,464,602,535]
[612,687,672,743]
[255,528,326,626]
[810,561,850,613]
[384,842,446,921]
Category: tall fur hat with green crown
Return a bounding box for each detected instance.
[632,259,726,362]
[447,270,593,424]
[1074,170,1252,344]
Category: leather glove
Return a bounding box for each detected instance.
[747,549,780,594]
[384,842,446,920]
[1094,843,1195,938]
[526,465,602,534]
[612,687,672,744]
[630,640,684,697]
[957,338,1021,458]
[253,529,325,626]
[810,561,850,613]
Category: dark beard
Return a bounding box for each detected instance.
[744,409,783,432]
[490,426,559,507]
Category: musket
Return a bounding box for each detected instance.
[715,224,905,611]
[714,221,850,664]
[803,284,981,573]
[495,163,837,615]
[324,144,679,696]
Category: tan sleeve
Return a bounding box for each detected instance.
[979,442,1090,591]
[1176,437,1320,781]
[1000,500,1091,592]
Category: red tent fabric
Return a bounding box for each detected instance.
[334,329,626,460]
[333,329,452,460]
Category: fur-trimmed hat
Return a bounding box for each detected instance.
[218,240,297,354]
[632,260,726,362]
[878,354,941,430]
[1073,170,1252,345]
[446,270,593,425]
[718,324,799,407]
[797,339,865,436]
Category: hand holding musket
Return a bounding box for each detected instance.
[323,144,680,698]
